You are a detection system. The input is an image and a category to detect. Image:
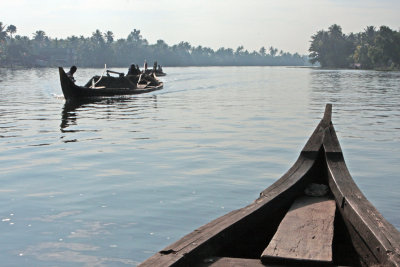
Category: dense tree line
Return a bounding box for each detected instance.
[309,24,400,70]
[0,22,308,68]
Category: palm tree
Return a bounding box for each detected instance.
[155,39,168,50]
[127,29,148,46]
[269,46,278,57]
[7,25,17,39]
[91,29,104,46]
[327,24,354,67]
[309,30,328,66]
[259,46,266,56]
[363,26,376,44]
[235,45,244,56]
[33,30,47,42]
[0,22,8,42]
[127,29,141,42]
[104,31,114,44]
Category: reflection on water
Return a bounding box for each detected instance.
[23,241,139,266]
[60,100,81,132]
[0,67,399,266]
[60,96,159,144]
[61,98,129,131]
[309,70,400,140]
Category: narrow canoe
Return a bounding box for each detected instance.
[145,69,167,76]
[58,67,163,100]
[139,104,400,267]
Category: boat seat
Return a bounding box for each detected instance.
[199,257,266,267]
[261,196,336,265]
[199,256,351,267]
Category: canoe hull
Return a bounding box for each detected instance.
[139,104,400,267]
[59,67,163,100]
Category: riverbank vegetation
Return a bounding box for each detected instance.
[309,24,400,70]
[0,22,308,68]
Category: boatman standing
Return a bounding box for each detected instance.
[153,61,157,73]
[66,66,77,83]
[144,60,148,72]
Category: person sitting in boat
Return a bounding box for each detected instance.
[66,66,77,83]
[127,64,140,75]
[158,65,163,72]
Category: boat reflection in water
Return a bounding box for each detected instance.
[60,96,158,142]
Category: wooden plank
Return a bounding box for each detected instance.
[261,196,336,264]
[198,257,267,267]
[198,257,353,267]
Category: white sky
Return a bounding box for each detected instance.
[1,0,400,54]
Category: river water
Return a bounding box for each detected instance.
[0,66,399,266]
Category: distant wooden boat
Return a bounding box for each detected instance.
[139,104,400,267]
[58,67,163,100]
[145,69,167,76]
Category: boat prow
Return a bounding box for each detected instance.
[139,104,400,267]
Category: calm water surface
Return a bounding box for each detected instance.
[0,66,399,266]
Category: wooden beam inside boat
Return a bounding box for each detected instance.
[198,257,267,267]
[261,196,336,265]
[198,256,355,267]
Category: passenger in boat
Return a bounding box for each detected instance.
[127,64,140,75]
[142,73,159,86]
[66,66,77,83]
[127,64,134,75]
[153,61,157,73]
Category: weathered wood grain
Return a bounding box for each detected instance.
[199,257,353,267]
[261,196,336,264]
[324,124,400,266]
[198,257,267,267]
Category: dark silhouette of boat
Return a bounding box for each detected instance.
[58,67,163,100]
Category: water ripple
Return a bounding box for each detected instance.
[0,67,399,265]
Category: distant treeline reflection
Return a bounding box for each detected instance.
[0,23,309,68]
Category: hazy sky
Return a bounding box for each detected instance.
[2,0,400,54]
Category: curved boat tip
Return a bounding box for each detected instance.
[58,66,68,78]
[301,103,333,153]
[58,67,76,99]
[323,103,332,124]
